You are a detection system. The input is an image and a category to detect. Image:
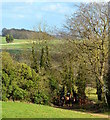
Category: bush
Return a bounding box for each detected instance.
[13,87,28,100]
[34,92,49,105]
[2,94,8,101]
[6,34,14,43]
[2,52,52,105]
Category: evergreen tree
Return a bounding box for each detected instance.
[6,34,14,43]
[40,45,51,71]
[76,64,86,99]
[61,55,74,94]
[31,43,39,73]
[40,47,45,68]
[45,45,51,70]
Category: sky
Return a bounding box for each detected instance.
[1,0,109,31]
[1,2,77,31]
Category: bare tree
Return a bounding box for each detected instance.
[65,2,109,104]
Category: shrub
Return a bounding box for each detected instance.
[2,94,8,101]
[6,34,14,43]
[34,92,49,105]
[13,87,27,100]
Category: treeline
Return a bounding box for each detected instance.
[2,28,55,40]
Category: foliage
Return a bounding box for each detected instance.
[2,52,48,103]
[31,43,39,73]
[40,45,51,70]
[6,34,14,43]
[76,64,86,98]
[64,3,109,105]
[34,91,49,105]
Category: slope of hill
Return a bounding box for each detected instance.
[2,101,101,118]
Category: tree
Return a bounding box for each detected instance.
[76,64,86,99]
[106,1,110,107]
[6,34,14,43]
[40,45,51,71]
[40,47,45,68]
[61,54,75,95]
[65,3,109,103]
[2,52,40,102]
[45,45,51,70]
[31,43,39,73]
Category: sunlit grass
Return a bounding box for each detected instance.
[86,87,98,102]
[2,101,99,118]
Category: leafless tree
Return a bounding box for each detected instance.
[65,2,109,104]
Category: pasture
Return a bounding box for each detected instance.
[1,37,34,49]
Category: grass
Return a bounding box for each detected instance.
[1,37,32,49]
[1,37,31,44]
[1,37,66,51]
[86,87,98,102]
[2,101,100,118]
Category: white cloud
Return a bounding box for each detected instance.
[41,3,72,14]
[42,4,60,11]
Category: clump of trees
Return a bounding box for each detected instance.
[64,2,109,107]
[2,44,58,105]
[2,52,50,104]
[6,34,14,43]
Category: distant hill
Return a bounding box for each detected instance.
[2,28,55,40]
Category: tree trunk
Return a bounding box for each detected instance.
[96,79,102,101]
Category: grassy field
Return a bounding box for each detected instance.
[2,101,102,118]
[1,37,67,51]
[1,37,33,49]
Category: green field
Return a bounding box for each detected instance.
[1,37,34,49]
[1,37,67,51]
[2,101,102,118]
